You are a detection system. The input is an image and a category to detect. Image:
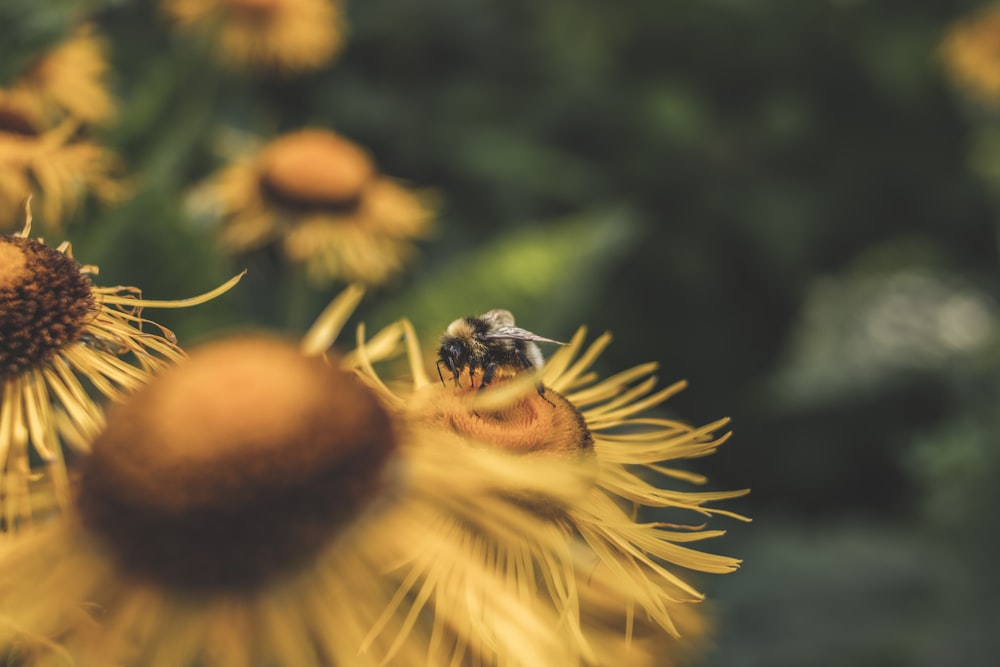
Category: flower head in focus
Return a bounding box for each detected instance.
[941,4,1000,102]
[162,0,346,74]
[352,318,749,663]
[0,290,594,666]
[0,206,243,530]
[203,128,435,286]
[0,24,116,131]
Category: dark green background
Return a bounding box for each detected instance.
[6,1,1000,665]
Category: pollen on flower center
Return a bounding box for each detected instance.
[77,336,398,590]
[0,235,94,379]
[419,382,594,458]
[259,130,374,209]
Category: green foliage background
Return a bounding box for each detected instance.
[6,0,1000,665]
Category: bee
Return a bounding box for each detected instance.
[437,309,565,403]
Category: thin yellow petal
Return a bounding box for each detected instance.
[0,379,18,470]
[299,284,365,356]
[584,379,688,428]
[541,326,588,385]
[20,371,56,461]
[548,331,612,393]
[564,362,660,409]
[97,270,245,309]
[400,319,431,389]
[353,323,402,410]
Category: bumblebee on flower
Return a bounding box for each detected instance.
[350,311,750,664]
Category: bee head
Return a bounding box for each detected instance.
[438,336,467,367]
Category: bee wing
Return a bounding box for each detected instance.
[483,327,566,345]
[480,309,517,328]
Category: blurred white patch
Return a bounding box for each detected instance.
[770,269,998,405]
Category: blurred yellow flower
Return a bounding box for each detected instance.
[942,4,1000,101]
[0,209,243,531]
[353,319,749,664]
[0,119,127,232]
[0,24,123,231]
[162,0,346,74]
[206,128,434,286]
[0,24,116,131]
[0,296,592,666]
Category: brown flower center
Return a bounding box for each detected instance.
[259,130,374,210]
[0,236,94,379]
[77,336,398,591]
[417,382,593,458]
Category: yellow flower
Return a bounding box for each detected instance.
[162,0,346,74]
[579,578,710,667]
[0,24,123,231]
[0,208,243,531]
[352,319,749,663]
[206,128,434,286]
[0,292,595,666]
[942,4,1000,101]
[0,117,127,232]
[0,24,116,131]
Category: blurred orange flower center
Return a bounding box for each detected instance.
[78,337,397,589]
[259,131,375,208]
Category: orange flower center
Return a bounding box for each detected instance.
[417,382,593,458]
[259,130,374,208]
[412,381,593,517]
[78,336,398,590]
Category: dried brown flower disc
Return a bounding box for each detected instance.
[0,235,94,379]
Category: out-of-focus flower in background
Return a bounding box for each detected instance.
[0,208,242,530]
[0,24,115,130]
[202,128,435,286]
[0,122,126,231]
[941,3,1000,102]
[162,0,346,74]
[0,24,124,231]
